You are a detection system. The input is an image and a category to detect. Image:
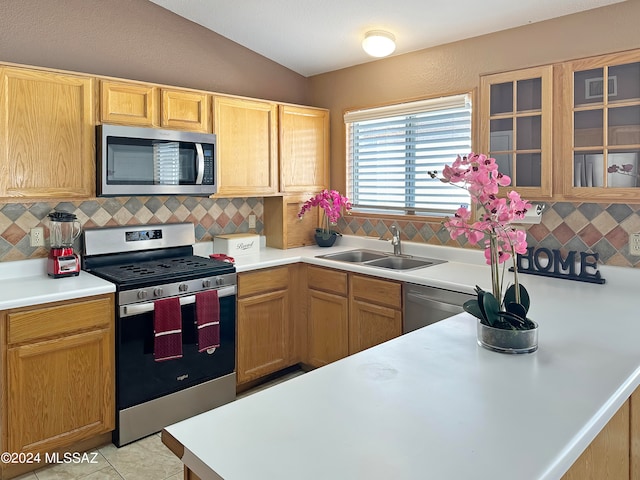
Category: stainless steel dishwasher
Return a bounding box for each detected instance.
[403,283,475,333]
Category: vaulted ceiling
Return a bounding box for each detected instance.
[149,0,626,77]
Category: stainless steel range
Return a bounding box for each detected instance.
[83,223,236,447]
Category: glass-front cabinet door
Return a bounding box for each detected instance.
[480,65,553,198]
[563,50,640,200]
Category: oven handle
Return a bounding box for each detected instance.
[120,285,236,318]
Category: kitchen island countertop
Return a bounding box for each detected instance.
[168,235,640,480]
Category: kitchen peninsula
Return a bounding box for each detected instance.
[163,238,640,480]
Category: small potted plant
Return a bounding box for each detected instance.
[298,189,352,247]
[429,153,538,354]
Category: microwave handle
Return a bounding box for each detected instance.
[195,143,205,185]
[120,285,236,318]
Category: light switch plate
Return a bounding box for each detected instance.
[248,214,256,229]
[630,233,640,256]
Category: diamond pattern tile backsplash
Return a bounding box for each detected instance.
[0,197,263,261]
[1,197,639,268]
[337,201,640,268]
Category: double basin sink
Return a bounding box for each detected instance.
[316,249,445,271]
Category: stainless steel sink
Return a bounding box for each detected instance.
[365,256,444,270]
[317,249,388,263]
[316,249,445,271]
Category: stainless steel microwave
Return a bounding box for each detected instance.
[97,124,216,196]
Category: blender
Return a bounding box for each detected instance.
[47,210,82,278]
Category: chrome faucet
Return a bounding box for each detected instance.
[390,225,402,256]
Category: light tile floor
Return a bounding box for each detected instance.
[15,369,304,480]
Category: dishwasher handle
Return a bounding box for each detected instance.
[405,291,466,315]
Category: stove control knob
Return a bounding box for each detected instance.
[153,288,164,297]
[216,277,224,286]
[178,284,189,292]
[137,290,148,300]
[202,279,212,288]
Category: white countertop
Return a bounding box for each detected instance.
[2,237,637,479]
[0,259,115,310]
[169,235,640,480]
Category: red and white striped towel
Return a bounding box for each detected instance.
[196,290,220,352]
[153,297,183,362]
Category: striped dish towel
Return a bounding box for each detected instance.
[153,297,183,362]
[196,290,220,352]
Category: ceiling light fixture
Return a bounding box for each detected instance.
[362,30,396,58]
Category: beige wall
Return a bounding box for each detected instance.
[309,0,640,192]
[0,0,309,104]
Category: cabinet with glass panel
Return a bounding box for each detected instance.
[562,50,640,200]
[480,65,553,198]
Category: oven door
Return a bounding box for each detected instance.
[116,286,235,410]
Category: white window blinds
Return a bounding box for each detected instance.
[345,93,472,216]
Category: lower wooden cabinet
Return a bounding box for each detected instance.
[305,266,403,367]
[307,267,349,367]
[236,266,299,384]
[349,274,402,355]
[562,396,630,479]
[1,294,115,478]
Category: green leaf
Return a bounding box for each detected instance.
[503,284,530,314]
[506,302,527,320]
[498,311,525,329]
[482,292,501,327]
[476,288,487,321]
[463,299,484,320]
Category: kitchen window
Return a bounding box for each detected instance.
[345,93,472,216]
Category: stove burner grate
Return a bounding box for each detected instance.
[89,255,233,286]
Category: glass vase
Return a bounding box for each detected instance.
[477,320,538,354]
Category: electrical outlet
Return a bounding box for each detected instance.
[248,214,256,229]
[30,227,44,247]
[630,233,640,256]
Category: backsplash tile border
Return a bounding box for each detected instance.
[1,197,639,268]
[337,201,640,268]
[0,197,263,262]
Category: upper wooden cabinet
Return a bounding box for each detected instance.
[480,65,554,199]
[213,96,279,196]
[100,80,158,126]
[0,67,95,199]
[561,49,640,201]
[161,88,210,133]
[100,80,210,133]
[279,105,329,193]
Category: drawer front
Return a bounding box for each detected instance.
[238,266,289,298]
[7,295,114,345]
[307,266,348,296]
[350,274,402,310]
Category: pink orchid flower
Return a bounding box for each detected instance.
[438,152,531,266]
